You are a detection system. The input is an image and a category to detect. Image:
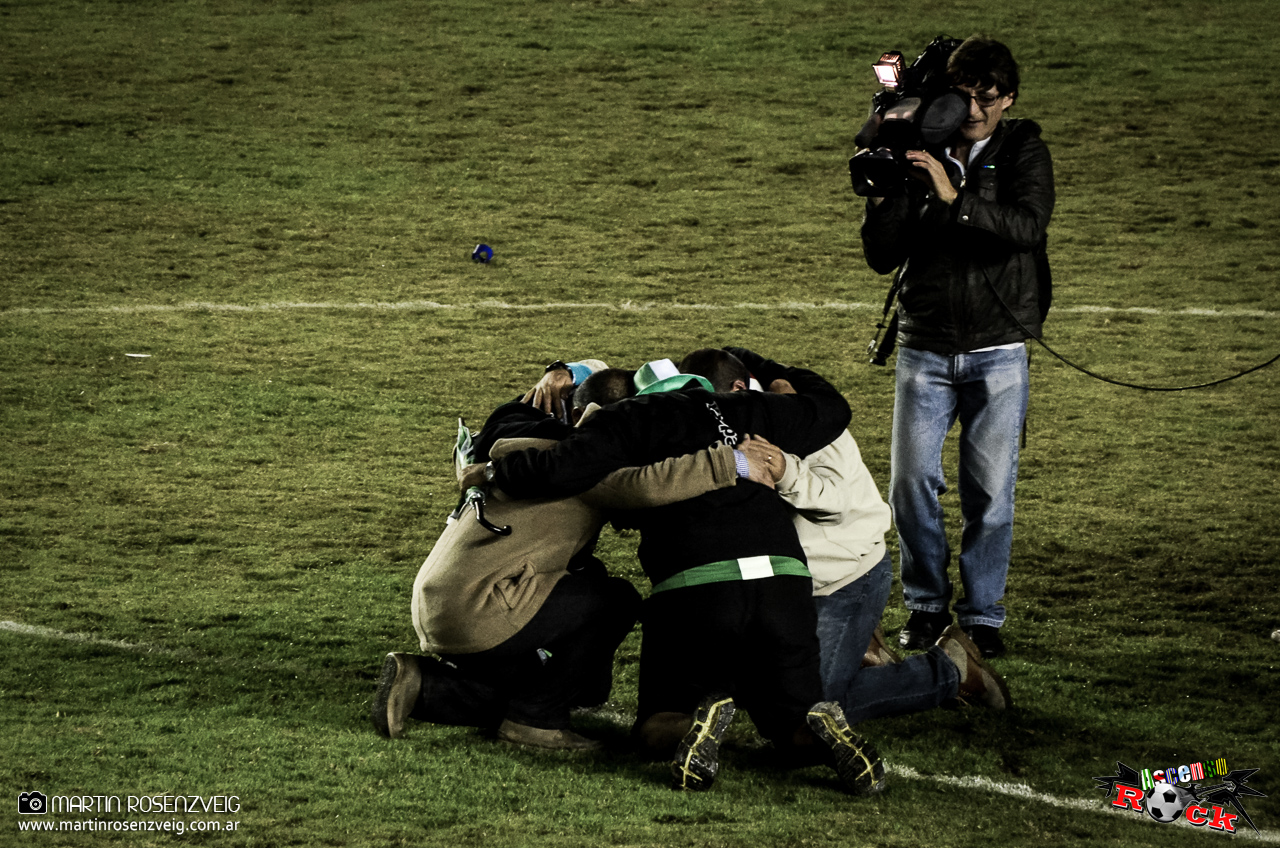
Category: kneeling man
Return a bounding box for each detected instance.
[372,366,762,750]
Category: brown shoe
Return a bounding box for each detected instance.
[371,652,422,739]
[497,720,602,751]
[862,625,903,668]
[935,624,1012,709]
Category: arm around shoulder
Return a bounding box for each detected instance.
[581,444,738,509]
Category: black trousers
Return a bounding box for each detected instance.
[411,567,641,730]
[635,575,824,745]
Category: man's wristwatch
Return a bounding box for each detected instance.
[483,461,495,483]
[545,360,570,374]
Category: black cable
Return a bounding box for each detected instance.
[983,268,1279,391]
[1028,334,1280,392]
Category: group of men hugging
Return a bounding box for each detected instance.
[370,348,1008,795]
[371,33,1053,797]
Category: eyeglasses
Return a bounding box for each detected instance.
[965,89,1004,109]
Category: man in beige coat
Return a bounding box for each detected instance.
[372,368,767,750]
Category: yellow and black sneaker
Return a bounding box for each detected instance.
[806,701,886,796]
[670,695,736,791]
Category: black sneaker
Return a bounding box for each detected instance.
[962,624,1006,658]
[671,695,736,791]
[898,609,952,650]
[806,701,887,796]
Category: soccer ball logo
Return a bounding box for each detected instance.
[1145,782,1187,822]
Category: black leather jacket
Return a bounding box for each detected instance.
[861,119,1055,354]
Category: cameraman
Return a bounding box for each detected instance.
[860,36,1055,658]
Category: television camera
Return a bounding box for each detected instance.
[849,36,969,197]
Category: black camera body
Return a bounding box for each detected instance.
[850,36,967,197]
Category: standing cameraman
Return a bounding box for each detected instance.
[860,36,1055,658]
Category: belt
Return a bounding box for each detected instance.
[650,556,810,594]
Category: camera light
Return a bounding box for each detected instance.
[873,52,904,87]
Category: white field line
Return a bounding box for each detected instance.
[0,300,1276,319]
[0,619,176,654]
[5,618,1276,841]
[0,619,303,672]
[889,764,1280,842]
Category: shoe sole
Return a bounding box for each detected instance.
[497,723,603,751]
[671,696,736,791]
[806,703,886,796]
[370,653,420,739]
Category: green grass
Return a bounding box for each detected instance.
[3,0,1279,845]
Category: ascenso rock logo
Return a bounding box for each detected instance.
[1094,760,1265,833]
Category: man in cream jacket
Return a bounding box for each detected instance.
[681,356,1011,722]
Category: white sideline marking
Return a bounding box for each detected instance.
[890,762,1097,811]
[890,764,1280,840]
[0,620,174,655]
[0,300,1276,319]
[6,619,1279,841]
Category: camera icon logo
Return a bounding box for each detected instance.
[19,791,48,815]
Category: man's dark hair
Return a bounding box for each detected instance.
[574,368,637,409]
[678,348,749,392]
[947,36,1020,102]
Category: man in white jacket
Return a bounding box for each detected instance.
[679,349,1010,719]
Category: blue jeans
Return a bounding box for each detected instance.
[889,346,1029,628]
[814,552,959,723]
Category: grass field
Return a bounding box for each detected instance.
[2,0,1278,845]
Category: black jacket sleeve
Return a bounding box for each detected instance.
[723,347,851,457]
[491,400,649,500]
[859,191,917,276]
[471,400,574,462]
[495,352,851,499]
[726,347,839,396]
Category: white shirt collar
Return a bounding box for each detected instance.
[946,134,994,172]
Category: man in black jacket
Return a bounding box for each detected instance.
[861,36,1055,659]
[472,348,886,796]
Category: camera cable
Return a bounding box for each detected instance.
[982,268,1280,391]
